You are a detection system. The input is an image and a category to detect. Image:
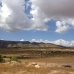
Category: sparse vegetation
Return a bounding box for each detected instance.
[0,54,5,63]
[0,40,74,73]
[0,59,74,74]
[10,56,18,61]
[25,61,29,65]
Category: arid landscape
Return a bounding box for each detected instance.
[1,0,74,74]
[0,40,74,74]
[0,57,74,74]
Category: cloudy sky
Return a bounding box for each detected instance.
[0,0,74,47]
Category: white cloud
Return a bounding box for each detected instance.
[53,39,70,47]
[53,39,74,47]
[31,39,74,47]
[30,0,74,19]
[20,39,24,41]
[55,21,70,33]
[0,0,74,33]
[0,0,33,32]
[1,39,4,40]
[30,3,49,31]
[30,0,74,33]
[0,0,49,32]
[31,39,43,43]
[72,20,74,26]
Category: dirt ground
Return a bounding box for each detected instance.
[20,57,74,63]
[0,57,73,74]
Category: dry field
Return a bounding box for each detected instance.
[0,40,74,74]
[20,57,74,63]
[0,57,73,74]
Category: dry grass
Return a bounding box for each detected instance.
[0,63,50,74]
[20,57,74,63]
[0,57,74,74]
[0,63,74,74]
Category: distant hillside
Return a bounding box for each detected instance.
[0,40,66,49]
[0,40,74,57]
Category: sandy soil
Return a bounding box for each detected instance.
[0,57,74,74]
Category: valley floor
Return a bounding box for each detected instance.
[0,57,74,74]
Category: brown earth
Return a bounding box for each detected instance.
[0,40,74,74]
[0,57,74,74]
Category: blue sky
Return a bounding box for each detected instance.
[0,0,74,47]
[0,20,74,41]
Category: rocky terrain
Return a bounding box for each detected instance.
[0,40,74,58]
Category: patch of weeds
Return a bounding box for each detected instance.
[0,54,5,63]
[25,62,29,65]
[10,56,18,61]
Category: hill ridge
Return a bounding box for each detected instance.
[0,40,65,49]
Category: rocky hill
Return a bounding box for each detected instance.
[0,40,74,57]
[0,40,65,49]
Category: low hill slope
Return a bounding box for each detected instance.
[0,40,74,57]
[0,40,65,49]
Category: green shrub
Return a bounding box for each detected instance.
[0,54,5,63]
[10,56,18,61]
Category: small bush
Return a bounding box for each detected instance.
[10,56,18,61]
[0,54,5,63]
